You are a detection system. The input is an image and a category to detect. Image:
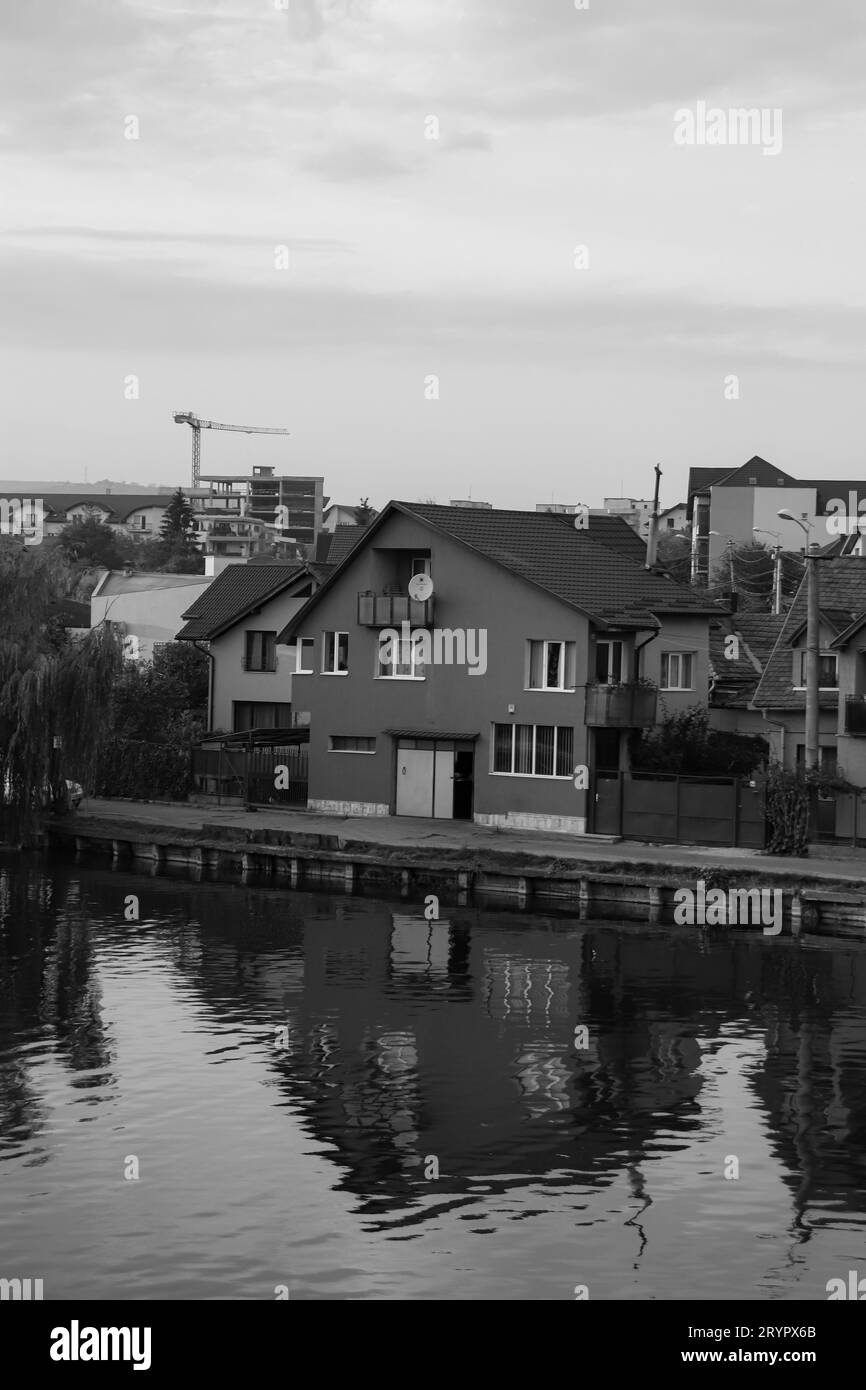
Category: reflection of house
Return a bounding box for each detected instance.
[750,557,866,775]
[175,560,332,732]
[277,501,718,832]
[91,570,212,663]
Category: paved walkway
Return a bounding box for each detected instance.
[70,798,866,885]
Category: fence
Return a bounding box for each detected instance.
[191,742,308,808]
[592,771,765,848]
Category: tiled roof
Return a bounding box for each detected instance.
[708,612,785,708]
[175,563,305,641]
[327,525,365,565]
[584,513,648,561]
[397,503,718,625]
[39,493,174,521]
[752,556,866,709]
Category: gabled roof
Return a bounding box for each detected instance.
[96,571,207,596]
[175,562,308,641]
[708,611,785,708]
[276,500,719,643]
[752,557,866,709]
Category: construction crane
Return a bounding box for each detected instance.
[173,412,290,487]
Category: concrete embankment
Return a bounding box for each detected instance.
[37,797,866,939]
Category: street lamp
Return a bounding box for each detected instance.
[778,509,820,774]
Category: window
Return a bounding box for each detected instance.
[796,652,838,688]
[377,630,426,678]
[666,517,675,529]
[492,724,574,777]
[330,735,376,753]
[233,701,292,731]
[295,638,315,673]
[795,745,837,776]
[323,631,349,674]
[660,652,694,690]
[528,640,577,690]
[411,557,431,577]
[245,630,277,672]
[595,639,624,684]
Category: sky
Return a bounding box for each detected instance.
[2,0,866,510]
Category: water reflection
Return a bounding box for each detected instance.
[1,852,866,1299]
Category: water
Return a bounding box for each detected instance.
[1,851,865,1301]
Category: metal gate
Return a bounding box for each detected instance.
[591,772,765,848]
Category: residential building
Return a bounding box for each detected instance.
[17,492,174,541]
[323,503,360,531]
[175,560,332,733]
[688,455,866,584]
[658,502,688,532]
[276,502,718,832]
[748,556,866,774]
[602,497,654,538]
[91,571,212,663]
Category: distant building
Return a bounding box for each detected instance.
[195,467,323,551]
[323,503,360,532]
[602,497,654,538]
[449,500,492,509]
[688,455,866,584]
[658,502,688,532]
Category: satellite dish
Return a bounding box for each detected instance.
[408,573,434,602]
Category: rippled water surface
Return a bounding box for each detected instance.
[1,851,865,1300]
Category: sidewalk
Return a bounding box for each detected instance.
[68,797,866,886]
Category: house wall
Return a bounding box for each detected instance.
[91,579,211,663]
[644,615,710,718]
[756,708,838,772]
[708,487,816,568]
[290,511,711,831]
[210,593,308,732]
[835,636,866,784]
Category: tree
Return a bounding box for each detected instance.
[630,706,767,778]
[160,487,196,541]
[354,498,377,527]
[56,516,133,569]
[0,539,123,843]
[655,528,692,586]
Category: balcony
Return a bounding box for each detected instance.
[845,695,866,735]
[585,681,658,728]
[357,590,434,627]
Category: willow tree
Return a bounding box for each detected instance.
[0,539,122,845]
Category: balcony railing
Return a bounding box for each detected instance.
[845,695,866,735]
[585,681,658,728]
[357,591,434,627]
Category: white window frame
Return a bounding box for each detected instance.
[490,723,574,779]
[595,639,625,685]
[322,630,349,675]
[294,637,315,674]
[376,630,426,680]
[660,652,695,691]
[526,640,576,692]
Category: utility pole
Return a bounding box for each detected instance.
[727,539,735,594]
[645,463,662,568]
[773,545,782,616]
